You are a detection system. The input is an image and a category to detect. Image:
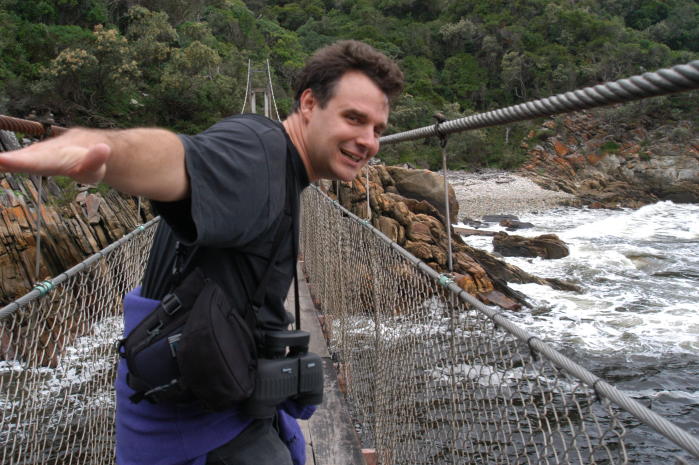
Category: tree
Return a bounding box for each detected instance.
[154,40,238,131]
[124,6,177,83]
[647,2,699,52]
[9,0,108,27]
[625,0,669,30]
[206,0,265,50]
[439,18,483,55]
[0,4,17,112]
[112,0,211,25]
[401,55,444,106]
[35,25,140,124]
[261,20,307,84]
[500,50,529,100]
[269,0,324,31]
[440,52,487,108]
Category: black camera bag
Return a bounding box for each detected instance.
[176,267,259,410]
[118,266,255,407]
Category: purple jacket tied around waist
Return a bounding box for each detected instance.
[116,288,315,465]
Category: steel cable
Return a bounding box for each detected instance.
[381,60,699,145]
[240,59,252,114]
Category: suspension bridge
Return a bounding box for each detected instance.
[0,60,698,464]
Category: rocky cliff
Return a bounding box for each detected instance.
[520,110,699,208]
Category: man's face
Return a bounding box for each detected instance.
[300,71,389,181]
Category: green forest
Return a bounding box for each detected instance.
[0,0,697,169]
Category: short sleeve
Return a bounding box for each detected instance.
[153,117,285,248]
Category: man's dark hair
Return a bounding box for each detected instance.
[291,40,404,113]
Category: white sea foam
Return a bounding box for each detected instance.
[459,202,699,360]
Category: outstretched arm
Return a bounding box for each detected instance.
[0,127,188,202]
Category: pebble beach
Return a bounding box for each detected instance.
[446,170,577,221]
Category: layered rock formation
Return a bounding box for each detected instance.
[520,110,699,208]
[325,165,578,310]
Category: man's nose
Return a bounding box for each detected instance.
[356,126,378,155]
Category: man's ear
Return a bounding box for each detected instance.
[298,88,316,121]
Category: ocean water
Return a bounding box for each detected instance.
[458,201,699,459]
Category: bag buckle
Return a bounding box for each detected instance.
[168,333,182,358]
[147,321,164,336]
[161,293,182,316]
[143,379,181,404]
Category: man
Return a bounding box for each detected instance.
[0,40,403,464]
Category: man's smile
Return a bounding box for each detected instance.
[340,148,363,163]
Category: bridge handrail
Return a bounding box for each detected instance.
[0,217,160,321]
[380,60,699,145]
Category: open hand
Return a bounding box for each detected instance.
[0,136,111,185]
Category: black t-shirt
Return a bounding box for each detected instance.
[140,114,309,331]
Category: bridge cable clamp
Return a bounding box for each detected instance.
[40,122,52,140]
[525,335,540,361]
[438,274,454,287]
[33,280,55,296]
[591,378,604,404]
[433,118,449,149]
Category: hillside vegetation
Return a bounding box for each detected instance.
[0,0,696,169]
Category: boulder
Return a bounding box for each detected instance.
[404,240,433,261]
[482,214,518,223]
[461,217,488,228]
[453,226,497,237]
[656,182,699,203]
[406,221,432,243]
[381,193,412,226]
[477,290,521,311]
[492,232,570,259]
[374,215,404,243]
[500,219,535,230]
[385,166,459,223]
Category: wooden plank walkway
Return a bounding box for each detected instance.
[285,262,369,465]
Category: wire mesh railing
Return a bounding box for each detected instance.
[0,218,159,465]
[300,185,699,464]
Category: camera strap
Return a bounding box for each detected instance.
[249,130,299,329]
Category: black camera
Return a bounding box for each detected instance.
[242,330,324,419]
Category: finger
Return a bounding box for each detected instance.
[0,137,74,174]
[69,143,111,185]
[0,145,48,173]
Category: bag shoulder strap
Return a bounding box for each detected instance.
[247,132,297,327]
